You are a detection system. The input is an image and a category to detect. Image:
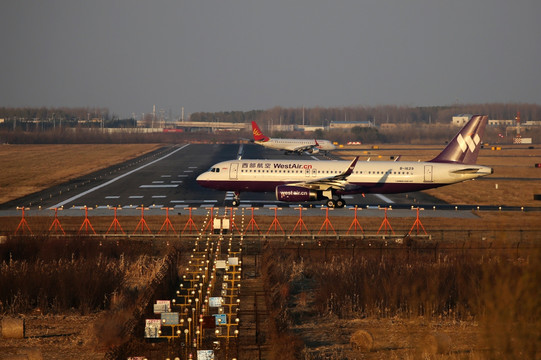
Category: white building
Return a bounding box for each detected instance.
[451,114,472,126]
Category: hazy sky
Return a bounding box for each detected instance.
[1,1,540,118]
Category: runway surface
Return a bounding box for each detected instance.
[1,143,538,218]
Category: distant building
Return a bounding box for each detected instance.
[295,125,325,132]
[451,114,472,127]
[271,124,295,132]
[522,121,541,126]
[488,119,515,126]
[329,121,373,129]
[489,119,541,127]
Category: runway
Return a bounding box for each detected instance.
[1,143,538,217]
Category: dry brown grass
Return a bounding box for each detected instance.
[0,144,161,204]
[263,243,540,359]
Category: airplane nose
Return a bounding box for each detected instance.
[196,172,205,184]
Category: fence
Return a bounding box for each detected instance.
[2,206,540,246]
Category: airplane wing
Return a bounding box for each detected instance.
[285,141,320,153]
[285,144,316,153]
[289,157,359,191]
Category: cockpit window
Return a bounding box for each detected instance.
[209,167,220,173]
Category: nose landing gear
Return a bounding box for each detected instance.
[231,191,241,207]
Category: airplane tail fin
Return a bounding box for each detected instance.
[430,115,488,164]
[251,121,270,142]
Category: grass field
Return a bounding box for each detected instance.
[0,144,162,204]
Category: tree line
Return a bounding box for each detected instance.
[1,103,539,144]
[0,106,112,122]
[191,103,541,127]
[3,103,539,126]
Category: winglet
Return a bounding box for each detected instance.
[343,156,359,177]
[251,121,270,142]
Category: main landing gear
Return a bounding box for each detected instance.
[325,198,346,208]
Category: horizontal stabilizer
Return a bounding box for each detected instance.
[451,168,484,174]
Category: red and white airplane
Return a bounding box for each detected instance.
[198,115,492,207]
[251,121,336,154]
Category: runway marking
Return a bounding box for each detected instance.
[50,144,190,208]
[183,170,193,173]
[225,191,235,200]
[375,194,395,203]
[188,166,198,169]
[152,195,167,198]
[152,181,165,184]
[240,200,279,204]
[171,181,183,184]
[105,196,120,199]
[178,175,189,177]
[129,196,144,199]
[161,175,172,178]
[139,184,179,188]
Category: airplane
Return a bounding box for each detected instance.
[251,121,336,154]
[197,115,493,207]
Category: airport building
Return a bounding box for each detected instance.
[329,120,374,129]
[451,114,473,127]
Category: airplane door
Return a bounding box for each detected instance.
[424,165,433,182]
[229,163,239,180]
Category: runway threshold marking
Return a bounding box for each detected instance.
[49,144,190,208]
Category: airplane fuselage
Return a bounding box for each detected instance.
[197,158,493,195]
[255,138,336,153]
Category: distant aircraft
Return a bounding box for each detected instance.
[251,121,336,154]
[198,115,492,207]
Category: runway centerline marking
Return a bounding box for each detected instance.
[375,194,395,203]
[50,144,190,208]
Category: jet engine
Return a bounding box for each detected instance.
[275,185,321,202]
[307,147,320,154]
